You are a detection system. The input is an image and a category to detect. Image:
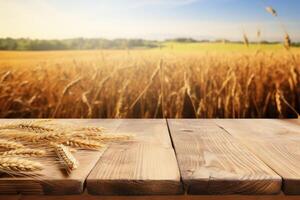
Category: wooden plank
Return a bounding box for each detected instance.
[281,119,300,129]
[168,119,281,195]
[0,119,121,195]
[0,196,20,200]
[87,119,183,195]
[215,119,300,195]
[17,193,300,200]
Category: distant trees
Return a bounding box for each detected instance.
[0,37,297,51]
[166,38,198,43]
[0,38,159,51]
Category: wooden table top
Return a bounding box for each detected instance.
[0,119,299,197]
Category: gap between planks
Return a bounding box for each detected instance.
[167,119,282,195]
[0,119,121,195]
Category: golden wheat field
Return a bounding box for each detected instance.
[0,46,299,118]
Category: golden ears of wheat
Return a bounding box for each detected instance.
[0,120,132,175]
[265,6,277,17]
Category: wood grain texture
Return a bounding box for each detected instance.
[215,119,300,195]
[168,119,281,195]
[87,119,183,195]
[0,119,121,195]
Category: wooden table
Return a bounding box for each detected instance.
[0,119,300,200]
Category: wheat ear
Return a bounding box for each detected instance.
[72,131,103,139]
[0,122,53,133]
[30,131,69,143]
[0,139,24,150]
[64,138,104,150]
[265,6,277,17]
[0,157,43,172]
[243,32,249,47]
[75,126,104,133]
[54,144,78,172]
[284,33,291,50]
[2,148,46,157]
[90,134,133,142]
[18,123,53,133]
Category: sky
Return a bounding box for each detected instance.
[1,0,300,41]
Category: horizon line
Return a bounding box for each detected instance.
[0,37,298,43]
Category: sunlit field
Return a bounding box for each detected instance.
[0,43,299,118]
[162,42,292,52]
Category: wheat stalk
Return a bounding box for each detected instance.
[82,91,92,118]
[284,33,291,50]
[278,89,300,117]
[129,64,160,110]
[275,89,282,117]
[62,77,82,96]
[115,80,130,118]
[0,157,43,172]
[264,3,292,50]
[159,59,166,118]
[53,77,82,117]
[54,144,78,173]
[243,32,249,47]
[0,71,11,83]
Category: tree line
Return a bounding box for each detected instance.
[0,38,159,51]
[0,37,298,51]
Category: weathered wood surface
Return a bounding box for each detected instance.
[0,119,121,195]
[168,119,282,195]
[1,119,300,196]
[87,119,183,195]
[18,193,300,200]
[215,119,300,195]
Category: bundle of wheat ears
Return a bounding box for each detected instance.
[0,120,131,175]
